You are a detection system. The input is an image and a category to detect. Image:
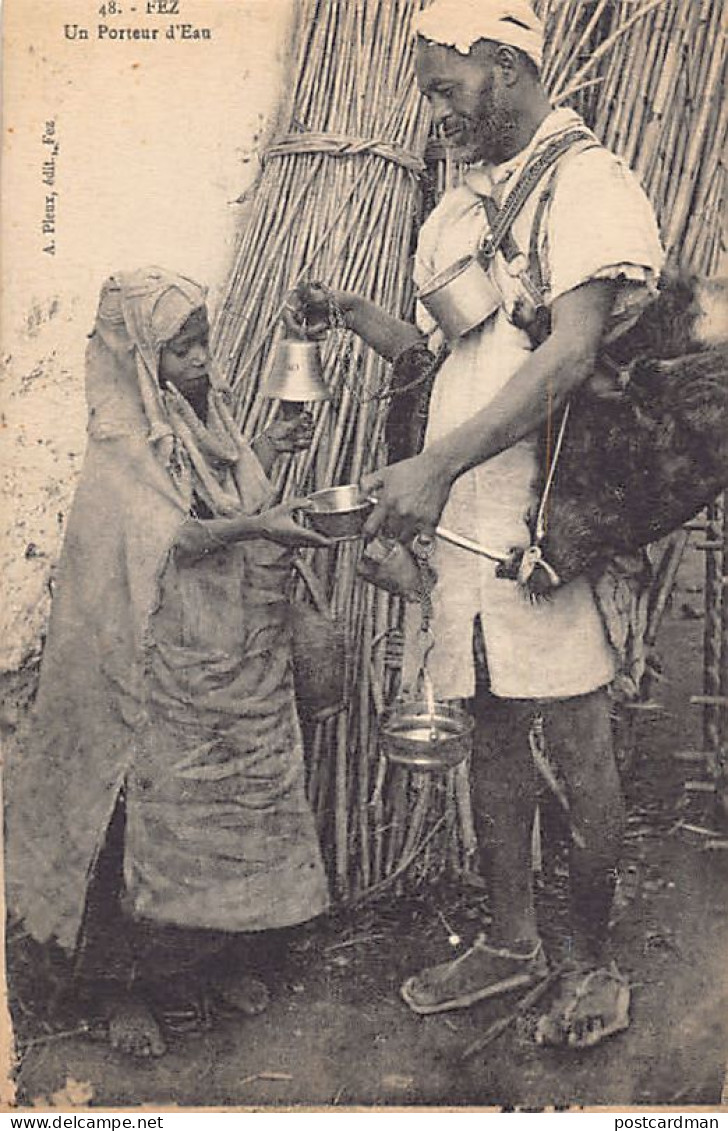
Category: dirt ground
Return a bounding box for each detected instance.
[5,536,728,1110]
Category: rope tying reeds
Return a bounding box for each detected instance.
[263,131,426,176]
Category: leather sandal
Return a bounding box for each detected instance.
[534,962,630,1048]
[401,935,548,1016]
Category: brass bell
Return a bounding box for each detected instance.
[264,338,331,403]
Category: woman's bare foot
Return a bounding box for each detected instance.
[212,973,270,1016]
[106,995,166,1058]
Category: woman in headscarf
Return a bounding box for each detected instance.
[5,267,331,1058]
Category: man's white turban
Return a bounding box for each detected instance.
[413,0,545,72]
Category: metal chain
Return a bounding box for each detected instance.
[704,498,724,772]
[324,290,391,404]
[322,288,446,404]
[412,533,437,634]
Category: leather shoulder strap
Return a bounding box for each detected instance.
[479,128,596,263]
[526,138,602,295]
[527,175,557,293]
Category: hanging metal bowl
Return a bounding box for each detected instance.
[418,255,501,341]
[379,698,473,771]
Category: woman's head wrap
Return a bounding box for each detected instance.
[87,266,210,446]
[86,267,256,517]
[413,0,545,72]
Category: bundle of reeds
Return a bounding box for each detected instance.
[214,0,472,899]
[214,0,726,901]
[536,0,726,272]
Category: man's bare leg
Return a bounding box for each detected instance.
[105,994,167,1058]
[400,690,548,1013]
[536,687,630,1047]
[543,687,625,963]
[470,689,541,950]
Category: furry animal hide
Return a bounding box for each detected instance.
[381,275,727,596]
[509,275,728,594]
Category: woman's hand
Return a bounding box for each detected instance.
[252,410,315,472]
[174,499,331,561]
[282,282,355,340]
[361,453,455,543]
[264,410,315,453]
[255,497,333,549]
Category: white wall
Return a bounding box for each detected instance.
[1,0,295,669]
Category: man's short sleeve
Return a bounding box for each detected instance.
[543,146,665,325]
[413,210,440,338]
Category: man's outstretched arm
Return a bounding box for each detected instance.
[362,278,616,542]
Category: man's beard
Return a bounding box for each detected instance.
[458,79,518,165]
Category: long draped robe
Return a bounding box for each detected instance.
[5,267,328,953]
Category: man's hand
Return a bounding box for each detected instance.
[282,282,352,340]
[256,498,333,549]
[283,282,421,364]
[361,452,454,543]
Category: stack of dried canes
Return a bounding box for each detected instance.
[214,0,726,901]
[535,0,726,273]
[213,0,467,900]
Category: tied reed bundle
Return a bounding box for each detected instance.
[213,0,471,898]
[537,0,726,274]
[214,0,726,901]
